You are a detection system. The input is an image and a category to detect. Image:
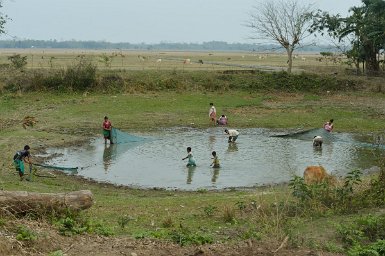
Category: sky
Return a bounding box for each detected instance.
[2,0,363,44]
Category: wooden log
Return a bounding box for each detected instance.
[0,190,93,214]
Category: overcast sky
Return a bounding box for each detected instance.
[2,0,363,44]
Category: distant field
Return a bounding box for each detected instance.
[0,48,349,74]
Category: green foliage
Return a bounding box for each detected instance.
[99,54,113,68]
[63,57,97,91]
[338,214,385,255]
[117,215,135,229]
[235,201,246,212]
[289,170,367,213]
[16,225,37,241]
[169,227,213,246]
[203,205,217,217]
[48,250,64,256]
[2,68,361,94]
[320,52,334,57]
[56,216,88,236]
[8,54,28,70]
[289,176,310,202]
[54,212,113,237]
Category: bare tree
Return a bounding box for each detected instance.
[246,0,314,73]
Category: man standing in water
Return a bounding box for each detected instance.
[102,116,113,144]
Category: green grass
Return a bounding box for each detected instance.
[1,77,385,253]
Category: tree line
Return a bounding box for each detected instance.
[0,39,335,53]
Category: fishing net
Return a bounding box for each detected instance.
[110,128,149,144]
[272,128,385,149]
[271,128,336,142]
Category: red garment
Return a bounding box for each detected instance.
[103,120,112,130]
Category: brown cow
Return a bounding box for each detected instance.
[303,166,336,185]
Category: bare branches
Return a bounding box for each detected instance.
[246,0,314,72]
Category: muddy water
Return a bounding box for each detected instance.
[46,128,382,190]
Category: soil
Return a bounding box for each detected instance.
[0,224,343,256]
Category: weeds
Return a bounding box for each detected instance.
[203,205,217,217]
[117,215,135,229]
[16,225,37,241]
[337,214,385,255]
[223,206,236,224]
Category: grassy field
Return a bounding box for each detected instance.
[0,49,385,255]
[0,48,352,74]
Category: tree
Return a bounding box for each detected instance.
[310,0,385,75]
[0,1,9,35]
[246,0,314,73]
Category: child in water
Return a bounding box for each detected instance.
[210,151,220,168]
[182,147,196,167]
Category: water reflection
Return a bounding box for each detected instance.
[211,168,220,183]
[186,166,196,184]
[227,142,238,152]
[103,144,117,173]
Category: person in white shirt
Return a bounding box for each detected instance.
[224,128,239,143]
[313,135,323,147]
[209,103,216,125]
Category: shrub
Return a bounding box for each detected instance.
[16,225,37,241]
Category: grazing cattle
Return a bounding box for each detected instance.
[198,59,204,64]
[156,58,162,63]
[303,166,335,185]
[301,57,306,61]
[183,58,191,64]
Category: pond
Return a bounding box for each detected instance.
[46,127,383,190]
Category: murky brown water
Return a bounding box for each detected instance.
[46,127,383,190]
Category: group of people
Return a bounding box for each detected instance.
[182,103,240,168]
[209,103,228,126]
[182,147,220,168]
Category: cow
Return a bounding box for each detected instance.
[303,166,336,185]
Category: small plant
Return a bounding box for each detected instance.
[0,218,6,226]
[55,216,88,236]
[117,215,134,229]
[203,205,217,217]
[169,227,213,246]
[223,206,236,224]
[235,201,246,212]
[162,216,174,228]
[48,250,64,256]
[8,54,28,70]
[16,225,37,241]
[289,176,310,202]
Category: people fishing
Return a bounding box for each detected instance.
[102,116,113,144]
[224,128,239,143]
[210,151,220,168]
[313,136,323,147]
[182,147,196,167]
[324,119,334,132]
[13,145,32,181]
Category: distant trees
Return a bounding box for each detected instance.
[245,0,314,73]
[310,0,385,75]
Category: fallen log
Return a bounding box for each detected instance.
[0,190,93,214]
